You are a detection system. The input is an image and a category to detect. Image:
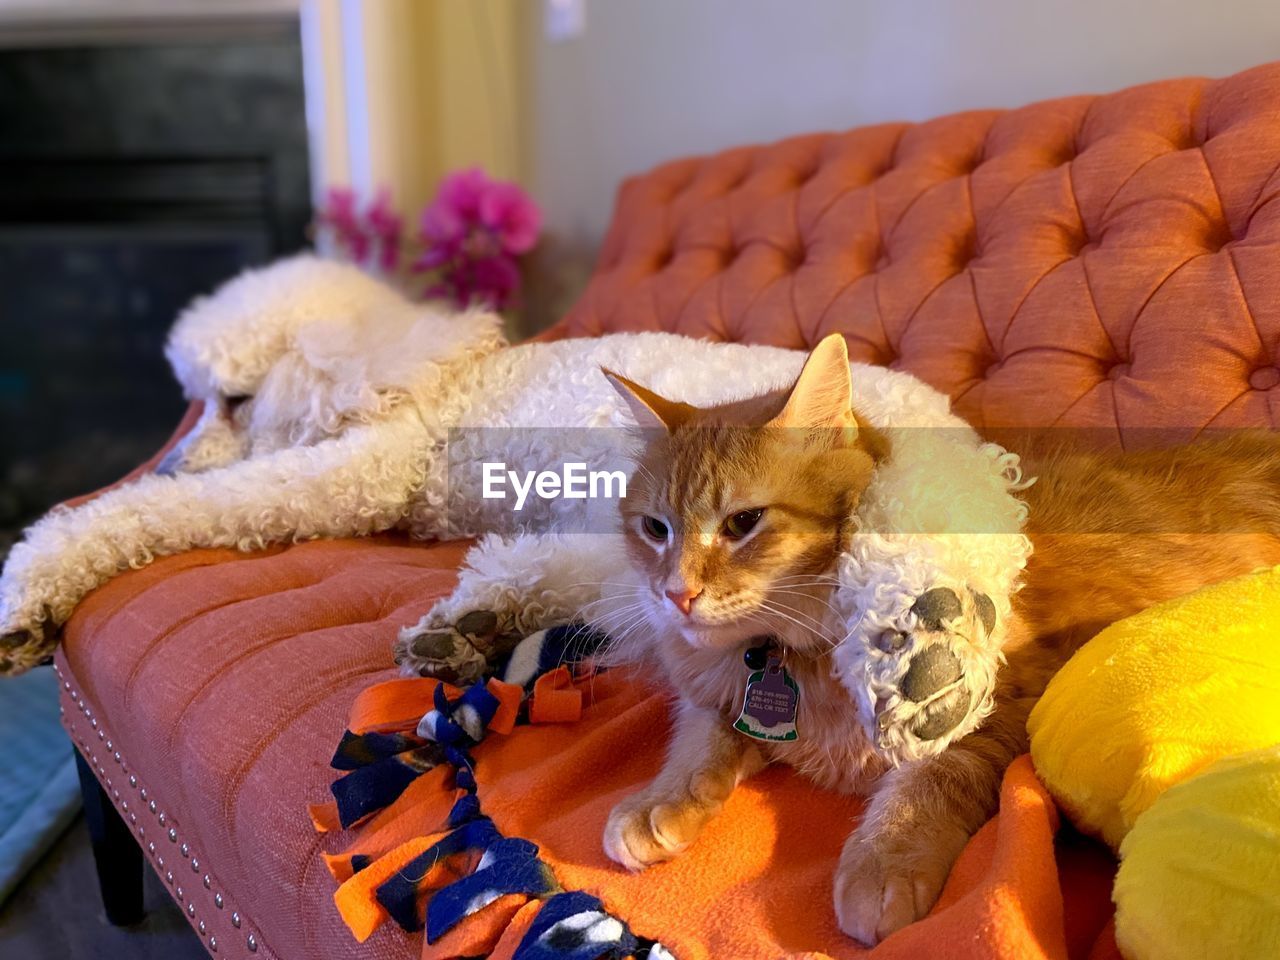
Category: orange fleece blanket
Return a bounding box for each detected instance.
[313,667,1124,960]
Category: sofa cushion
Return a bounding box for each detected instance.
[59,537,471,959]
[548,62,1280,439]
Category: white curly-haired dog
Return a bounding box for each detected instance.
[0,255,1035,943]
[0,257,1030,764]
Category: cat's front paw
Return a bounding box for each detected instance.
[603,785,724,871]
[394,608,521,683]
[833,819,966,945]
[864,585,1000,763]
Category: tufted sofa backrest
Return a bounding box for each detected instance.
[543,63,1280,440]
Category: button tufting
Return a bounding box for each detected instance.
[1249,367,1280,390]
[1107,363,1131,381]
[795,163,820,187]
[953,231,979,271]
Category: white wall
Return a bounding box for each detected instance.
[520,0,1280,329]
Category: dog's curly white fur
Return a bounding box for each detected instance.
[0,257,1030,764]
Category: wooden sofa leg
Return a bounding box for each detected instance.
[75,750,145,925]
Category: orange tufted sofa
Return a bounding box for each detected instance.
[55,61,1280,959]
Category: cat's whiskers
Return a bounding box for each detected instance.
[770,585,843,617]
[761,589,838,630]
[753,600,837,650]
[591,603,659,665]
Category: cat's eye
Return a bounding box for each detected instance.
[723,508,764,540]
[641,516,669,541]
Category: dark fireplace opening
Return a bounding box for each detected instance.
[0,23,311,555]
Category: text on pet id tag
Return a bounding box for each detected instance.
[734,655,800,742]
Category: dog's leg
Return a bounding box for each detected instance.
[0,407,431,675]
[395,531,627,680]
[857,581,1003,764]
[153,398,248,476]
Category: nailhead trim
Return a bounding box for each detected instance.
[56,661,266,959]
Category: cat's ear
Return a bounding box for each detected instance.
[769,334,857,434]
[602,368,694,432]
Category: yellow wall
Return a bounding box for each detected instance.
[307,0,528,219]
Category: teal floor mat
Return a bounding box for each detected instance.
[0,665,81,906]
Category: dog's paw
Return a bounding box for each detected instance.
[833,820,965,945]
[867,585,999,761]
[0,615,53,676]
[394,608,522,683]
[603,788,721,871]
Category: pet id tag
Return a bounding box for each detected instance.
[734,654,800,742]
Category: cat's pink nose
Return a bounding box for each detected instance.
[665,586,702,616]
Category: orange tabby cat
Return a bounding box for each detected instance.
[604,339,1280,945]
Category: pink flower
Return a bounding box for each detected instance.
[420,168,491,243]
[469,255,522,308]
[413,167,540,311]
[478,182,541,254]
[365,188,403,272]
[319,186,370,263]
